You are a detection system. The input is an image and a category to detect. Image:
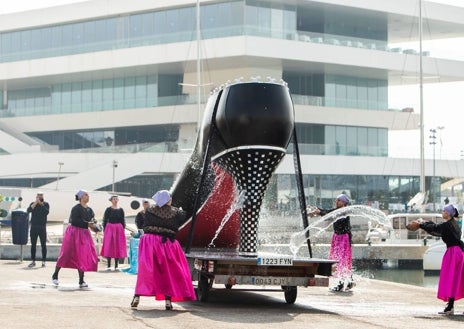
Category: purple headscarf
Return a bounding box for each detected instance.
[443,204,457,217]
[75,189,87,201]
[152,190,171,207]
[336,194,350,205]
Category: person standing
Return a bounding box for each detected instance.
[101,195,127,271]
[124,199,150,275]
[310,193,354,292]
[51,189,98,287]
[131,190,196,310]
[135,199,150,230]
[407,204,464,315]
[27,191,50,268]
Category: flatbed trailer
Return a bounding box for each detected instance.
[186,250,336,304]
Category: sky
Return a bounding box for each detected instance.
[388,0,464,160]
[0,0,463,160]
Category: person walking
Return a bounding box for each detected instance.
[51,189,98,287]
[101,195,127,271]
[27,191,50,268]
[130,190,196,310]
[407,204,464,315]
[310,193,354,292]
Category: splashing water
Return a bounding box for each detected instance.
[289,205,391,256]
[208,190,247,248]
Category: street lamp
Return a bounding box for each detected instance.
[56,162,64,190]
[429,129,437,212]
[429,126,444,212]
[112,160,118,192]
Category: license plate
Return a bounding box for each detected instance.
[251,276,292,286]
[257,256,293,266]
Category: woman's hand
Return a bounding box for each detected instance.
[406,220,420,231]
[307,206,320,217]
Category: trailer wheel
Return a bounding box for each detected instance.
[197,275,209,302]
[283,286,297,304]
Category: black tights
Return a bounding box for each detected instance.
[30,226,47,262]
[52,266,85,284]
[107,258,119,268]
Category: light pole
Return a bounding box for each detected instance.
[56,162,64,190]
[429,126,444,212]
[112,160,118,192]
[429,129,437,212]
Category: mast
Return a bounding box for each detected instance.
[419,0,426,212]
[196,0,201,131]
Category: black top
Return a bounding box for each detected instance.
[318,207,352,243]
[69,204,95,229]
[27,201,50,227]
[420,219,464,249]
[143,205,187,240]
[135,210,146,229]
[103,207,125,229]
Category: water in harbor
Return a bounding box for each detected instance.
[354,260,439,289]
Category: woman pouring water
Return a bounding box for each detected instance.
[407,204,464,315]
[130,190,196,310]
[309,193,354,292]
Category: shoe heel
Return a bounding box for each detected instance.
[131,296,140,309]
[438,308,454,315]
[165,298,172,310]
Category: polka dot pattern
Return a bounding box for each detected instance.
[213,146,285,255]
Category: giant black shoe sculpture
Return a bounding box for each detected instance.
[173,78,294,256]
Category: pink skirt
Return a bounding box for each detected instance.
[437,245,464,302]
[100,223,127,258]
[56,225,98,272]
[134,234,196,302]
[329,233,352,279]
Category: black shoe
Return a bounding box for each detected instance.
[438,303,454,315]
[41,261,46,268]
[131,296,140,309]
[28,261,36,268]
[330,281,344,292]
[345,280,355,291]
[165,300,173,310]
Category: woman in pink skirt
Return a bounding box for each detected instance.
[101,195,127,271]
[408,204,464,315]
[131,190,196,310]
[52,189,98,288]
[311,194,354,292]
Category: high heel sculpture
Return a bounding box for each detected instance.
[173,79,294,255]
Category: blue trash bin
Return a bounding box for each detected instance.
[122,237,139,274]
[11,209,29,245]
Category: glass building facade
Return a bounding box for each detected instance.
[1,0,389,115]
[0,0,390,157]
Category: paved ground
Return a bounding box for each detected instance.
[0,259,463,329]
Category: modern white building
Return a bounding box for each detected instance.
[0,0,463,211]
